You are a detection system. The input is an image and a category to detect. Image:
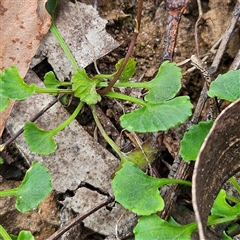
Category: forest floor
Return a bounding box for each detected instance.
[0,0,239,239]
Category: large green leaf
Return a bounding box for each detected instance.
[16,162,52,213]
[211,189,240,218]
[24,122,57,155]
[180,121,213,162]
[120,96,193,132]
[144,61,182,103]
[72,68,101,104]
[208,70,240,102]
[111,162,164,215]
[0,66,35,100]
[115,58,136,82]
[134,214,197,240]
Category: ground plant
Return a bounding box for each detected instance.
[0,0,240,239]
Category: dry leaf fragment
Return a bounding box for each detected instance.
[0,0,51,77]
[0,0,51,136]
[192,98,240,240]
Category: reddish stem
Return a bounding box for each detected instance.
[97,0,143,95]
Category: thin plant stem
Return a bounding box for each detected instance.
[229,177,240,195]
[50,23,79,71]
[97,81,149,89]
[51,101,83,135]
[225,193,240,204]
[0,225,12,240]
[159,178,192,187]
[207,215,238,226]
[90,104,126,160]
[0,188,18,197]
[35,87,73,94]
[97,0,143,94]
[103,91,147,107]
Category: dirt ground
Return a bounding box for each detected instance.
[0,0,239,239]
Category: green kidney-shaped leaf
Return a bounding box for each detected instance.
[211,189,240,218]
[111,162,164,215]
[115,58,137,82]
[208,70,240,102]
[44,71,61,89]
[72,68,101,104]
[16,162,52,213]
[0,66,35,100]
[144,61,182,103]
[24,122,57,155]
[17,230,34,240]
[134,214,197,240]
[120,96,193,132]
[180,121,213,162]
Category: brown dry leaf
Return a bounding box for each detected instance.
[192,98,240,240]
[0,0,52,136]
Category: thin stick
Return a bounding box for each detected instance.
[162,0,190,61]
[115,210,128,240]
[195,0,203,56]
[46,197,114,240]
[229,48,240,70]
[182,36,223,76]
[209,0,240,74]
[0,95,63,152]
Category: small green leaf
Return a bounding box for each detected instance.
[0,94,10,112]
[72,68,101,104]
[134,214,197,240]
[0,157,4,164]
[16,162,52,213]
[222,231,232,240]
[125,139,158,169]
[59,94,69,105]
[0,66,35,100]
[44,71,61,89]
[46,0,58,19]
[208,70,240,102]
[180,121,213,162]
[24,122,57,155]
[111,162,164,215]
[211,189,240,218]
[115,58,136,82]
[17,230,34,240]
[120,96,193,132]
[10,235,18,240]
[144,61,182,103]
